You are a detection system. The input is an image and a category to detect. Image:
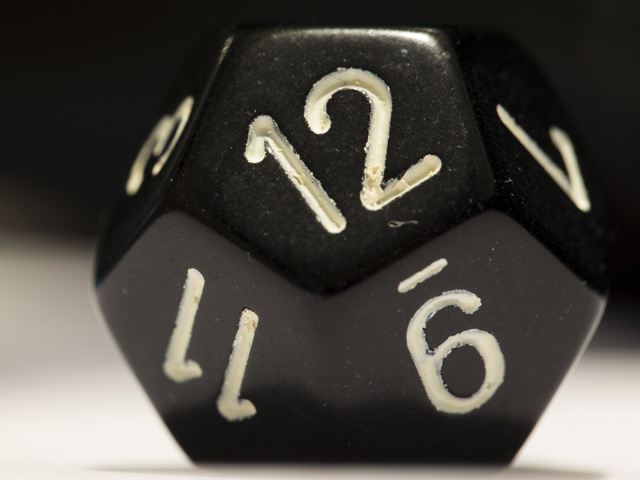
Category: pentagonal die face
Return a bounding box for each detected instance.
[97,210,605,463]
[96,27,611,463]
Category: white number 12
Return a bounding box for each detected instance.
[244,68,443,234]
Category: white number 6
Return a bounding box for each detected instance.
[406,290,505,414]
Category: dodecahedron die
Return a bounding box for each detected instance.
[95,27,612,463]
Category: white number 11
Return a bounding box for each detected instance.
[163,268,259,422]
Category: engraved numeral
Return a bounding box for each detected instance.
[244,68,443,233]
[399,261,505,414]
[163,268,259,422]
[306,68,442,210]
[406,291,505,414]
[245,115,346,234]
[217,309,260,421]
[126,96,194,196]
[163,268,204,383]
[497,104,591,212]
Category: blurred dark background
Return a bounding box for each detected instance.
[1,0,638,340]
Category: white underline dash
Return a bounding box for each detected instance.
[398,258,448,293]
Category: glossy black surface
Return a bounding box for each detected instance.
[450,32,613,293]
[95,27,613,463]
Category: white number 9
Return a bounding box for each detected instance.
[126,96,194,196]
[406,290,505,414]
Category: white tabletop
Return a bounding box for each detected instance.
[1,235,638,479]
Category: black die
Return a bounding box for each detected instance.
[95,27,613,463]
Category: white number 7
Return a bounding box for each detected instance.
[497,104,591,212]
